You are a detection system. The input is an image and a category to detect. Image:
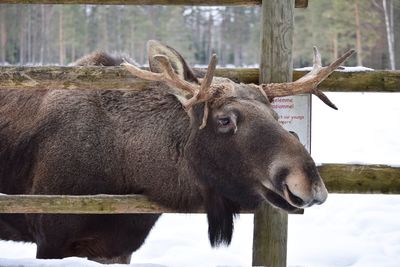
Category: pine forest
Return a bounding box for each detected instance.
[0,0,399,69]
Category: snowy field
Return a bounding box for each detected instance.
[0,92,399,267]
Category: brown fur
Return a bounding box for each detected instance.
[72,51,138,66]
[0,41,327,263]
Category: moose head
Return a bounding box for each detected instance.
[122,40,354,245]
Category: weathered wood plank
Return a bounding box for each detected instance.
[303,70,400,93]
[1,66,398,92]
[0,66,155,91]
[0,0,308,7]
[252,1,294,266]
[0,194,303,214]
[252,203,288,266]
[0,194,174,214]
[318,164,400,194]
[0,164,398,214]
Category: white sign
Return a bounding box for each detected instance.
[272,95,311,152]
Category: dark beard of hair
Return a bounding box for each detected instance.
[204,188,240,247]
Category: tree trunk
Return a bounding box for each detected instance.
[32,6,38,63]
[395,0,400,68]
[59,8,65,65]
[100,9,109,51]
[19,14,25,64]
[71,26,76,63]
[0,8,7,63]
[383,0,396,69]
[354,0,363,66]
[332,33,338,61]
[206,12,213,61]
[27,6,32,63]
[40,5,45,64]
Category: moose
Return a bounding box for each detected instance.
[0,40,354,264]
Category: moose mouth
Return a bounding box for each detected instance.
[261,186,303,213]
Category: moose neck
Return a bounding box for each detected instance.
[101,87,204,210]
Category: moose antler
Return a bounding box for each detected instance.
[121,54,218,129]
[121,55,198,97]
[261,47,355,110]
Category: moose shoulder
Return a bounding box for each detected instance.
[0,40,354,264]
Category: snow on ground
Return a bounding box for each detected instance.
[0,92,399,266]
[311,92,400,166]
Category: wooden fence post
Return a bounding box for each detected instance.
[252,0,294,266]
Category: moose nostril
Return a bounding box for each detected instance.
[284,184,305,207]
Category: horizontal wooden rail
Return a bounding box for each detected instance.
[0,0,308,7]
[320,164,400,194]
[0,194,176,214]
[0,194,303,214]
[0,164,398,214]
[1,66,399,92]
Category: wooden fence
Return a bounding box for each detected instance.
[1,66,400,92]
[1,164,400,214]
[1,0,400,266]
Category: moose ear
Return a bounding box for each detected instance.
[147,40,199,85]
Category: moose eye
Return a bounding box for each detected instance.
[218,117,231,126]
[215,113,238,134]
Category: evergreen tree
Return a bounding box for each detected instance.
[0,2,396,69]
